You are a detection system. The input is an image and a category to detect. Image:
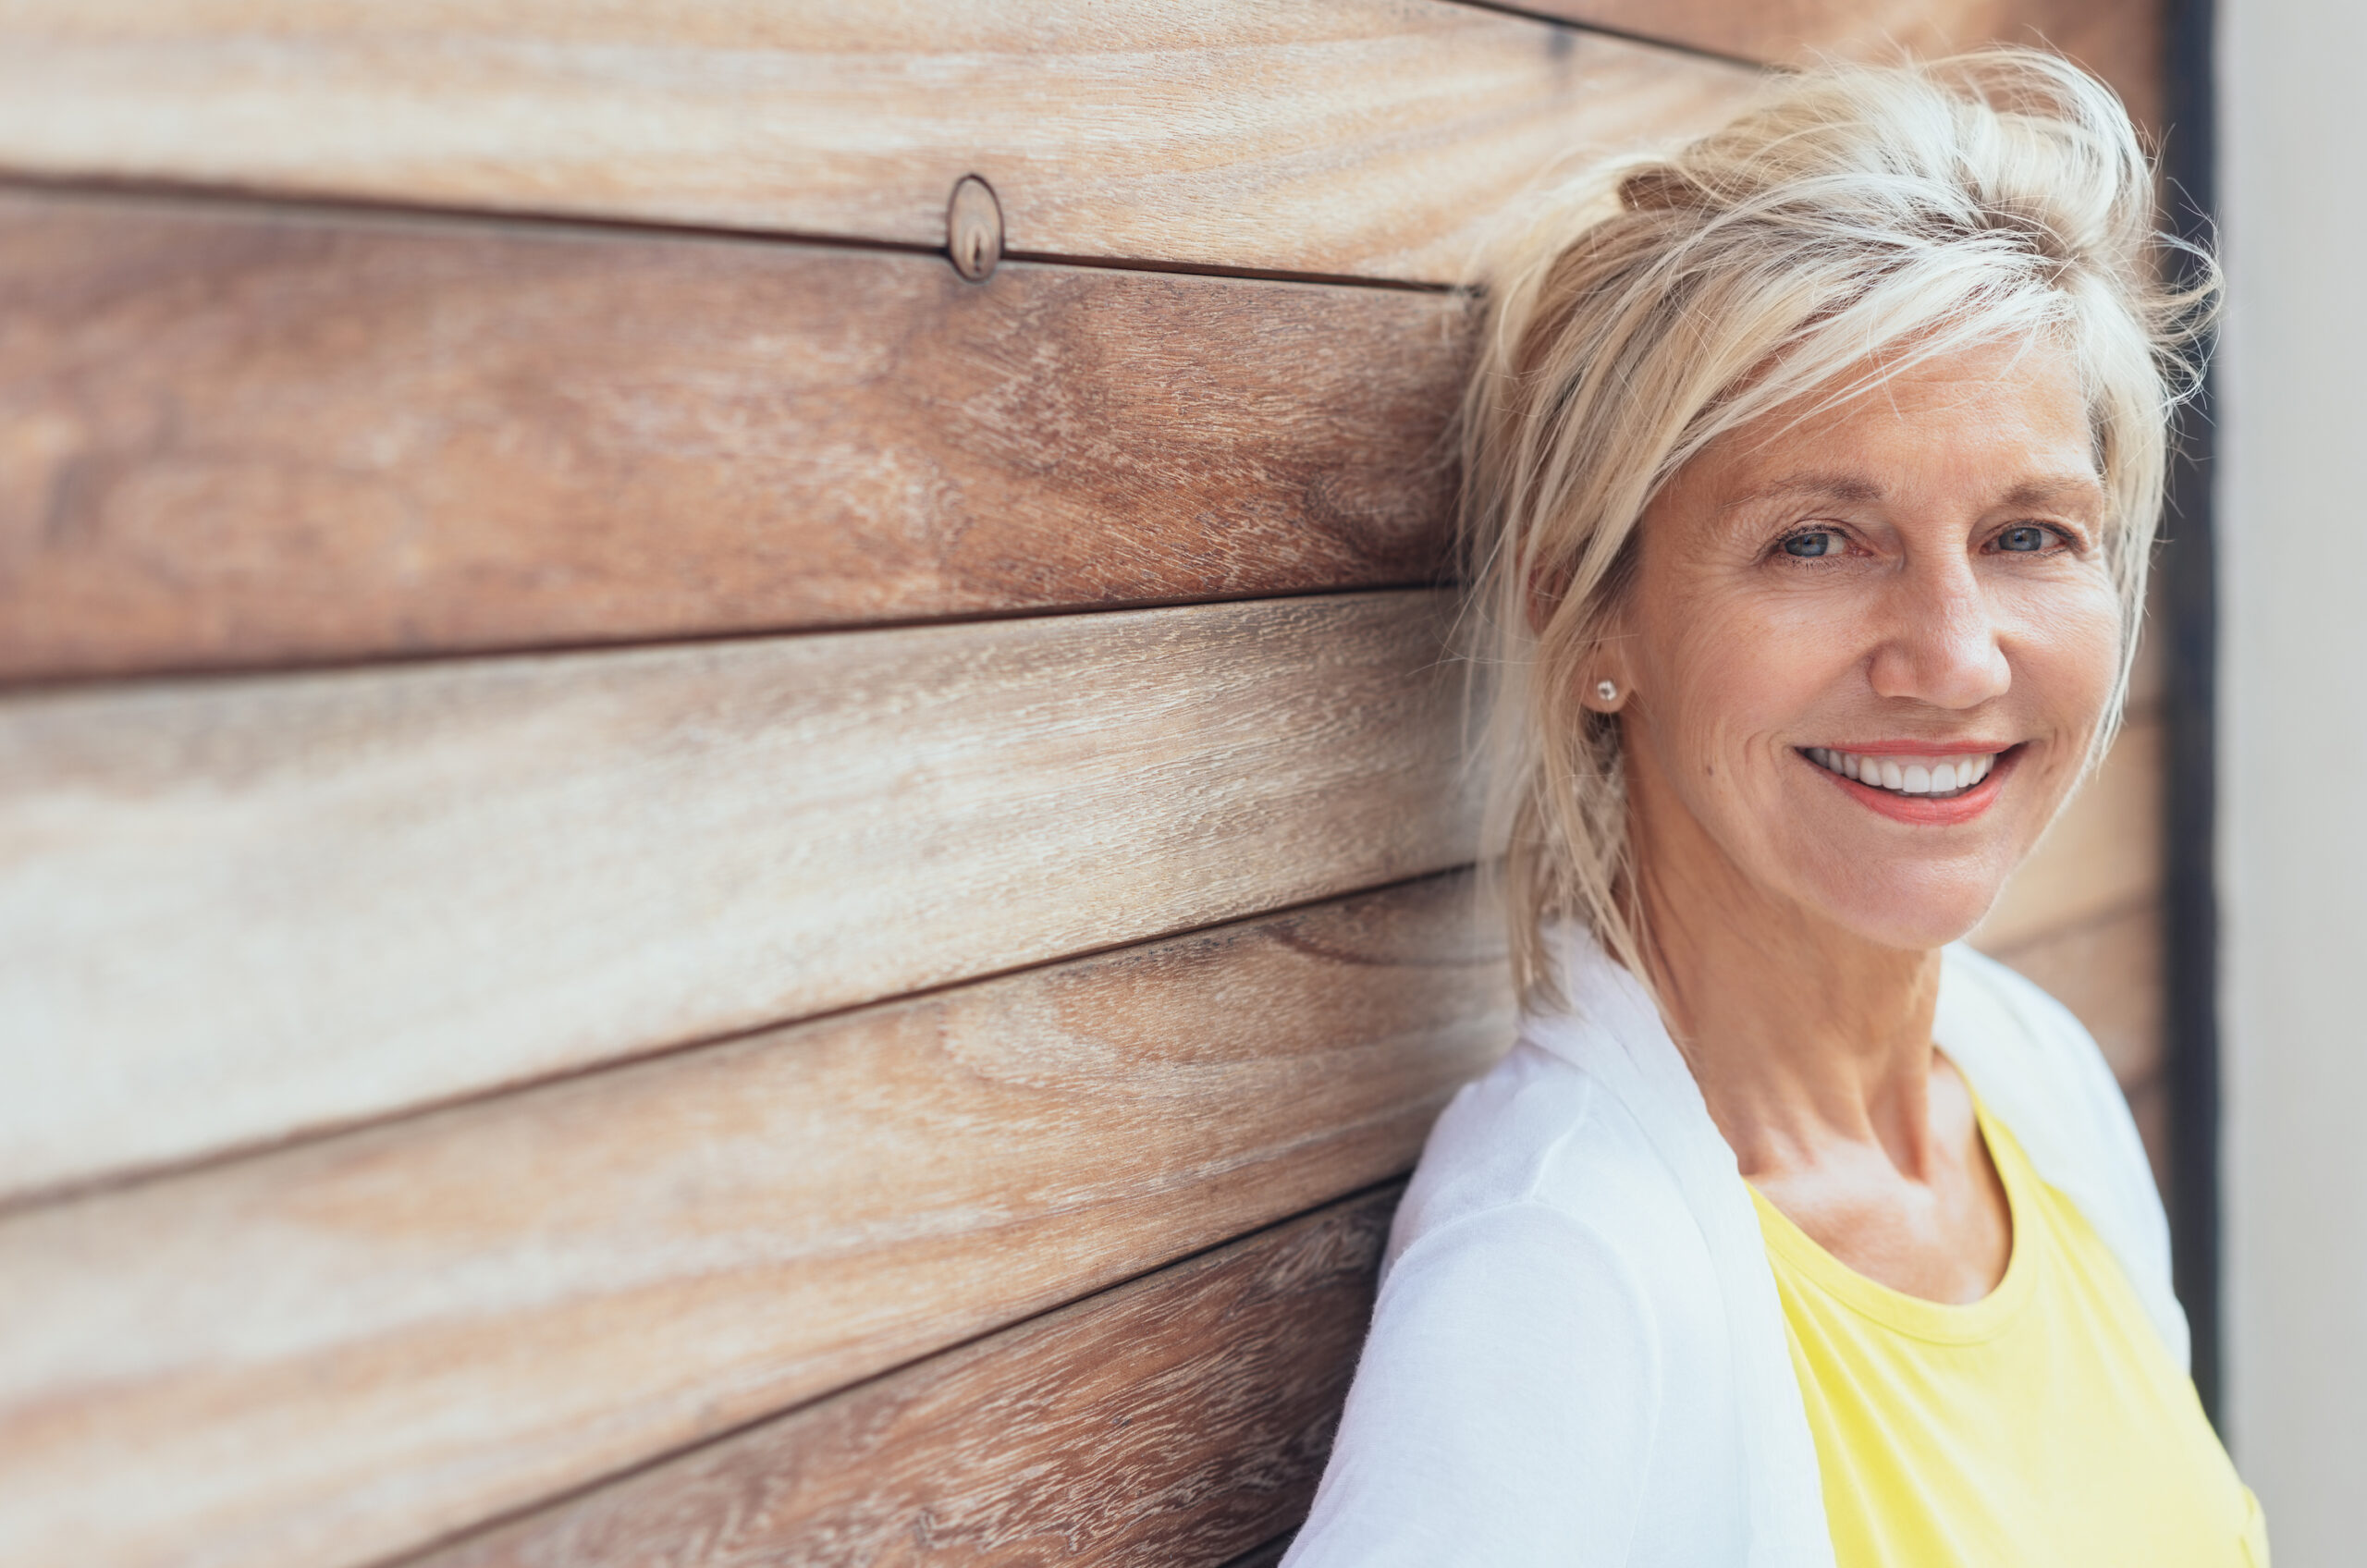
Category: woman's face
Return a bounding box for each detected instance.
[1600,337,2123,952]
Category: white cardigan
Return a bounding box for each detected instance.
[1282,930,2183,1568]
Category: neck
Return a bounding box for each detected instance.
[1628,794,1947,1185]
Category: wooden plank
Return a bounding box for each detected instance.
[1524,0,2163,128]
[0,590,1477,1201]
[0,884,1497,1568]
[0,193,1470,680]
[418,1191,1398,1568]
[1969,713,2162,950]
[1981,898,2164,1088]
[0,0,1757,284]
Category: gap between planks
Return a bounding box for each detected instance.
[0,878,1507,1568]
[1,193,1479,682]
[0,863,1478,1219]
[0,174,1465,297]
[0,591,1483,1201]
[378,1183,1404,1568]
[0,0,1760,284]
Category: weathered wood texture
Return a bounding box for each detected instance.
[0,193,1471,680]
[1529,0,2162,126]
[0,0,1755,285]
[1969,711,2162,951]
[418,1191,1398,1568]
[1986,897,2162,1088]
[1985,894,2167,1181]
[0,590,1476,1202]
[0,884,1502,1568]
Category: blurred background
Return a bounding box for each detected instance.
[0,1,2355,1564]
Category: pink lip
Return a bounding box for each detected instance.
[1804,743,2023,826]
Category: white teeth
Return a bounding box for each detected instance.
[1807,747,2000,796]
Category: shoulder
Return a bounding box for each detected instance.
[1286,1036,1749,1568]
[1384,1038,1709,1296]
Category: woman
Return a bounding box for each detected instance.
[1284,52,2260,1567]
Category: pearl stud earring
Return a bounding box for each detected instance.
[1596,680,1619,703]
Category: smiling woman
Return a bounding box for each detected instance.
[1283,51,2256,1568]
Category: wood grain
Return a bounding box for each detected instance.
[0,590,1478,1201]
[1981,897,2163,1088]
[1969,713,2163,950]
[0,883,1498,1568]
[418,1191,1400,1568]
[0,0,1756,284]
[0,192,1470,680]
[1527,0,2163,128]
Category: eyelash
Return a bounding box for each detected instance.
[1770,526,1854,561]
[1983,522,2082,556]
[1767,521,2084,562]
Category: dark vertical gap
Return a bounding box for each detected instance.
[2158,0,2224,1425]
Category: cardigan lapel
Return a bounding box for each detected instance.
[1525,926,1839,1568]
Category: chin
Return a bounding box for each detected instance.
[1806,867,2008,952]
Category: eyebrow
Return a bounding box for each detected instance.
[1720,471,2105,513]
[1995,475,2107,508]
[1718,474,1883,512]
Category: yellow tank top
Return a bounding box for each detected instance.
[1750,1102,2269,1568]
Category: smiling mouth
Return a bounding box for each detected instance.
[1802,746,2006,799]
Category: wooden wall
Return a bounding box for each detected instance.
[0,4,2169,1564]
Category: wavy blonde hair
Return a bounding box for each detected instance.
[1458,50,2218,1005]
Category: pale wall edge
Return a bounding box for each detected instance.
[2219,0,2367,1558]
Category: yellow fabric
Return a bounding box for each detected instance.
[1751,1103,2269,1568]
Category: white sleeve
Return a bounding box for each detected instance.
[1282,1200,1663,1568]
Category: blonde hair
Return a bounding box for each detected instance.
[1458,50,2217,1004]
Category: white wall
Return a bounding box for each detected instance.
[2220,0,2367,1559]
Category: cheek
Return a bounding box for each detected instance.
[2013,577,2126,729]
[1637,587,1848,790]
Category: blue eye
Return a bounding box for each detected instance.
[1997,525,2052,553]
[1782,531,1840,558]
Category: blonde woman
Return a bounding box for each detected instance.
[1284,53,2263,1568]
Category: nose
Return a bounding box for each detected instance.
[1866,553,2012,709]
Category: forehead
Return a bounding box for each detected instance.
[1691,337,2101,508]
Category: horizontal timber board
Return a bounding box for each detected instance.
[1526,1,2161,125]
[0,884,1499,1568]
[419,1191,1398,1568]
[0,589,1478,1199]
[1968,713,2162,951]
[0,0,1756,283]
[0,193,1470,680]
[1981,896,2163,1088]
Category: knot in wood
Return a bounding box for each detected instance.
[947,175,1003,283]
